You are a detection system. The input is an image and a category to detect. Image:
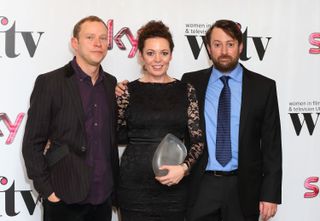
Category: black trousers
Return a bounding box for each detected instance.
[187,173,259,221]
[43,198,112,221]
[120,208,185,221]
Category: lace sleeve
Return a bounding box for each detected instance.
[117,88,130,144]
[183,83,204,169]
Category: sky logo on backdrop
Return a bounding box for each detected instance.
[309,32,320,54]
[0,113,25,145]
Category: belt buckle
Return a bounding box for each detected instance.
[213,171,222,177]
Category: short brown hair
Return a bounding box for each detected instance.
[205,19,243,45]
[73,15,108,39]
[138,20,174,52]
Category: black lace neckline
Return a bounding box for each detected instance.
[136,79,178,85]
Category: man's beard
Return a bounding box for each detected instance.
[212,55,239,73]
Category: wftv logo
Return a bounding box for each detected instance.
[0,113,25,144]
[309,32,320,54]
[304,176,319,198]
[288,101,320,136]
[0,16,44,58]
[0,176,38,217]
[185,25,271,61]
[289,113,320,136]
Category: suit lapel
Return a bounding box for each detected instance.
[239,67,253,142]
[64,64,86,134]
[197,67,212,119]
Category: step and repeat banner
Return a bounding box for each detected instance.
[1,0,319,220]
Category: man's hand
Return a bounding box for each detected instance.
[48,192,61,203]
[115,80,129,97]
[259,201,277,220]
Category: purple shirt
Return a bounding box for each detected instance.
[72,58,113,205]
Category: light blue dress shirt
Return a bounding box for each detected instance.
[205,63,243,171]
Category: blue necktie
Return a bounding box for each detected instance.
[216,76,232,167]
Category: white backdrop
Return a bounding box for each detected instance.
[1,0,320,220]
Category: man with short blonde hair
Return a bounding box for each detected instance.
[22,15,118,221]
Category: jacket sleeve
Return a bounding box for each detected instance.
[22,74,54,198]
[260,81,282,204]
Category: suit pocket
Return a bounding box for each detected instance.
[45,142,70,167]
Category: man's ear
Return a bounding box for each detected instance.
[206,44,212,59]
[239,42,243,54]
[71,37,78,51]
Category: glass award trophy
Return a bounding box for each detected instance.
[152,133,187,176]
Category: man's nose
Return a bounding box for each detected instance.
[94,38,102,47]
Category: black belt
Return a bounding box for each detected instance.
[205,170,238,177]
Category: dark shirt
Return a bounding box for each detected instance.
[71,58,113,205]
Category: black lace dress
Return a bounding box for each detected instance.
[117,79,204,220]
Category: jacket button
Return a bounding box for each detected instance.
[80,146,86,152]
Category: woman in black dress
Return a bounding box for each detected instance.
[117,20,204,221]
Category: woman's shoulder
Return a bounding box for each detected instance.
[173,79,195,90]
[128,79,140,86]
